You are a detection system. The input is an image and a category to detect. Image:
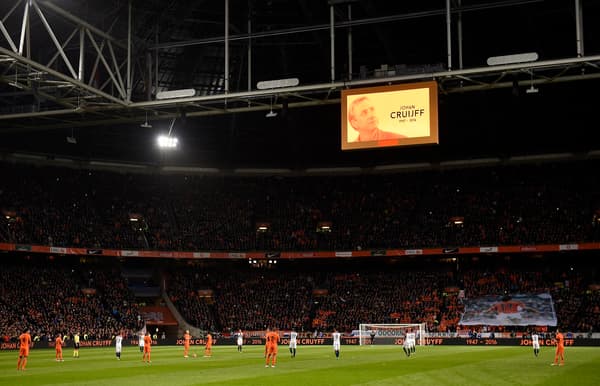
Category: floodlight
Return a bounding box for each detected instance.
[157,135,178,148]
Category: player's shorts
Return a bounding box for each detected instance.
[266,344,278,354]
[74,343,80,349]
[532,343,540,349]
[289,340,297,349]
[19,347,29,357]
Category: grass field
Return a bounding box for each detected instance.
[2,345,600,386]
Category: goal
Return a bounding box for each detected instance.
[358,323,427,346]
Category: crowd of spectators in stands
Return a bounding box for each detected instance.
[163,258,600,336]
[166,266,314,332]
[1,255,599,340]
[0,259,143,342]
[0,257,600,340]
[0,159,599,340]
[1,160,598,252]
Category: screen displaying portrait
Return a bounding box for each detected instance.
[341,81,438,150]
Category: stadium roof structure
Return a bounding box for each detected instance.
[0,0,600,169]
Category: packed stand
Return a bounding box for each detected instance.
[0,258,143,341]
[0,160,599,252]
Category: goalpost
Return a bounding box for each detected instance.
[358,323,427,346]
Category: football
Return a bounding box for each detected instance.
[193,353,197,358]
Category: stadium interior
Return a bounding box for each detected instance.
[1,0,599,346]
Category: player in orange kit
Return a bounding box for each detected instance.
[183,330,191,358]
[142,332,152,363]
[265,327,280,368]
[17,328,32,370]
[204,332,213,357]
[551,328,565,366]
[55,333,64,362]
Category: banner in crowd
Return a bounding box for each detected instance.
[2,242,600,260]
[140,306,178,325]
[459,293,557,326]
[5,336,600,350]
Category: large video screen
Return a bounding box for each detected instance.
[341,81,438,150]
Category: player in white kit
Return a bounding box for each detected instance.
[289,329,298,358]
[138,333,144,353]
[115,332,123,360]
[531,332,540,357]
[406,331,416,354]
[332,329,341,359]
[403,330,414,357]
[236,329,244,352]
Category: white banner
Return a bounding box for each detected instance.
[459,293,557,326]
[479,246,498,253]
[559,244,578,251]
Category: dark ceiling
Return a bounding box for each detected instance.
[1,0,600,169]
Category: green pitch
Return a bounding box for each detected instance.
[2,345,599,386]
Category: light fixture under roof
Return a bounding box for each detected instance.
[486,52,538,66]
[156,88,196,100]
[265,95,277,118]
[256,78,299,90]
[66,128,77,144]
[140,112,152,128]
[156,117,178,148]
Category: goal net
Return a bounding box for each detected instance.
[358,323,427,346]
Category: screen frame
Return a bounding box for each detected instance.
[341,80,439,150]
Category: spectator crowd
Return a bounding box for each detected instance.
[0,159,599,340]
